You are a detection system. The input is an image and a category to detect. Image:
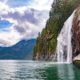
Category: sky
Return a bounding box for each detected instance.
[0,0,53,47]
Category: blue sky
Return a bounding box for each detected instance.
[7,0,31,7]
[0,19,12,28]
[0,0,53,47]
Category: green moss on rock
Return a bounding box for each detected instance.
[73,60,80,68]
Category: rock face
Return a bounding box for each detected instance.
[72,7,80,59]
[73,54,80,61]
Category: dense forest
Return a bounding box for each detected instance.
[33,0,80,60]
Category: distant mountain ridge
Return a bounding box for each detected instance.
[0,39,36,59]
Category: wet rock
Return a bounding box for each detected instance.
[72,7,80,59]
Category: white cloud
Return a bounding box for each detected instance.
[28,0,53,11]
[0,28,21,47]
[0,0,53,47]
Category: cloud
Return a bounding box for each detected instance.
[0,0,53,47]
[29,0,53,11]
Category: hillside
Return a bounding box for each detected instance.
[0,39,36,59]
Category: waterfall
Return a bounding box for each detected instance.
[56,11,75,63]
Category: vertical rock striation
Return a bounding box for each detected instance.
[72,7,80,59]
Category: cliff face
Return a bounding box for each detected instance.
[33,0,80,61]
[72,7,80,59]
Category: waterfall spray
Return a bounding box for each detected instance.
[56,11,75,63]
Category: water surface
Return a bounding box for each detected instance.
[0,60,79,80]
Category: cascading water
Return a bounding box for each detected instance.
[56,11,75,63]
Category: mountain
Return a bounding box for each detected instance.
[0,39,36,59]
[33,0,80,61]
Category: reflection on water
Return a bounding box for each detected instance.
[0,60,79,80]
[57,64,75,80]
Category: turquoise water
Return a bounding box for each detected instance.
[0,60,79,80]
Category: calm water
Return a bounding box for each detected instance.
[0,60,79,80]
